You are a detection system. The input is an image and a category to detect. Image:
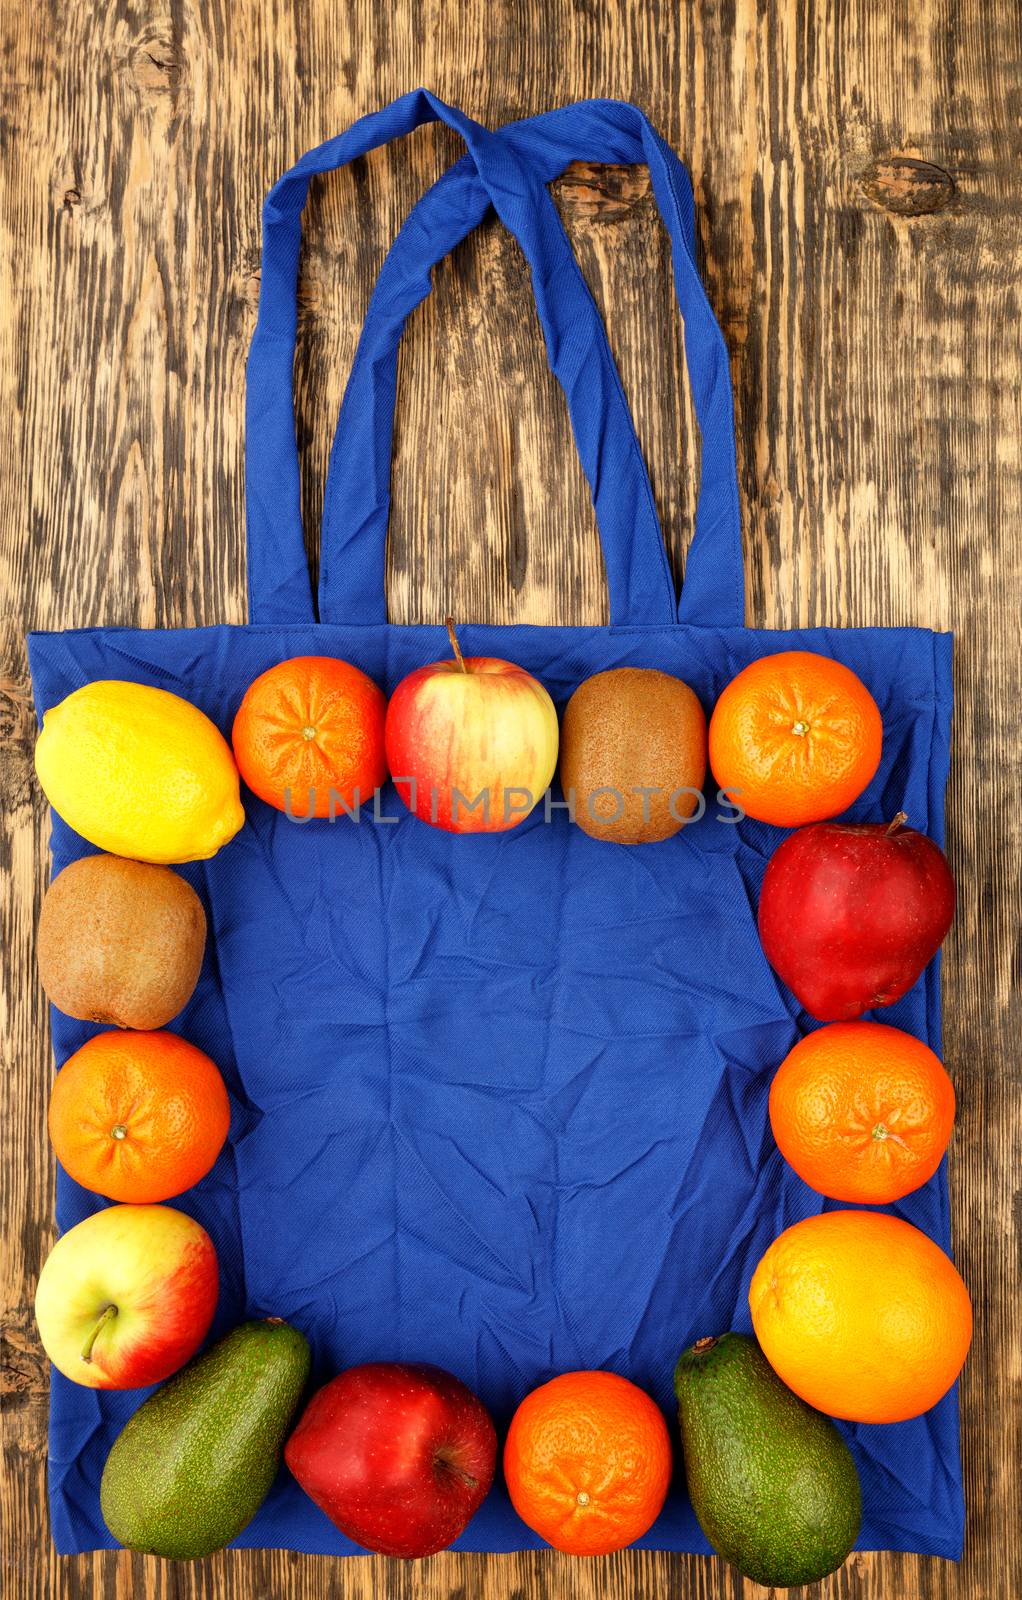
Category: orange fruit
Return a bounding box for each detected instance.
[709,651,882,825]
[503,1371,672,1555]
[48,1030,231,1203]
[750,1210,972,1423]
[769,1021,955,1203]
[232,655,387,819]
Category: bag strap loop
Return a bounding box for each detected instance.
[246,91,745,629]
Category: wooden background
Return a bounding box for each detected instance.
[2,0,1020,1595]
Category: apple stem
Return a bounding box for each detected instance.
[435,1447,477,1488]
[885,812,909,836]
[80,1303,117,1364]
[445,617,468,674]
[446,1464,478,1489]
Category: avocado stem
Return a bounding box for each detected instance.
[693,1336,718,1354]
[80,1303,117,1363]
[885,811,908,836]
[445,617,468,674]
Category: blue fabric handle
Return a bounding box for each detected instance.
[246,91,745,629]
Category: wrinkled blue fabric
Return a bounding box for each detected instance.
[29,92,962,1561]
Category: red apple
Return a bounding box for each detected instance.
[285,1362,497,1557]
[385,621,559,833]
[34,1204,218,1388]
[758,813,956,1021]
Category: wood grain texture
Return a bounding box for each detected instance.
[2,0,1021,1596]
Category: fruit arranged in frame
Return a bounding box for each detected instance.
[285,1362,497,1557]
[37,854,207,1029]
[503,1370,671,1556]
[101,1318,310,1558]
[34,1204,218,1389]
[709,651,882,826]
[769,1021,955,1203]
[749,1210,972,1423]
[232,655,387,819]
[758,813,956,1020]
[35,681,244,863]
[675,1332,861,1588]
[559,667,707,843]
[385,621,559,834]
[48,1030,231,1203]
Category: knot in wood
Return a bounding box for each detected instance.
[553,161,651,223]
[129,35,186,99]
[861,156,955,217]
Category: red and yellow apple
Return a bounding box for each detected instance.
[34,1204,218,1389]
[384,622,559,833]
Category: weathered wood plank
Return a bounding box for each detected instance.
[2,0,1020,1596]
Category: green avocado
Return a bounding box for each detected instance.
[100,1318,310,1559]
[674,1331,862,1588]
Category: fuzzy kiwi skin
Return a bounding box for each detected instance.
[559,667,708,843]
[37,854,206,1028]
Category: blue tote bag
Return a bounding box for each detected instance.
[29,91,961,1558]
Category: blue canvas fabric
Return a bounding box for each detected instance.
[29,92,962,1559]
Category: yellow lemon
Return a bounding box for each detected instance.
[35,681,245,863]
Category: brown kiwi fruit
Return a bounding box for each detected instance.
[37,854,206,1028]
[559,667,707,843]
